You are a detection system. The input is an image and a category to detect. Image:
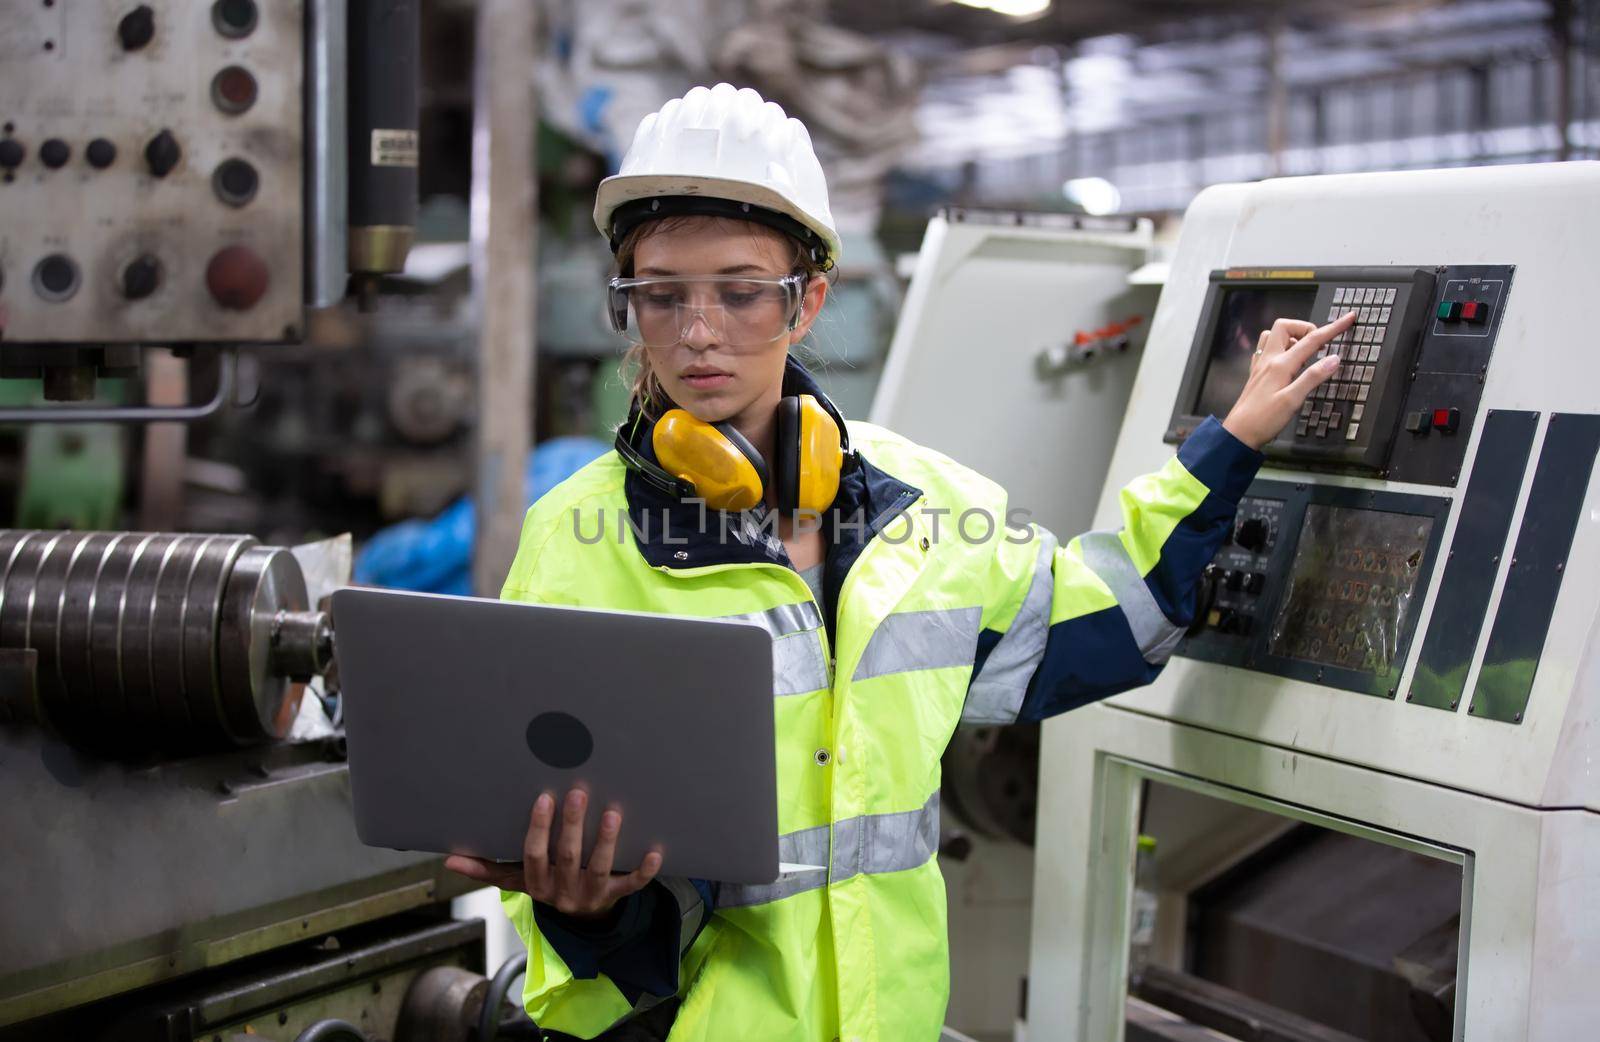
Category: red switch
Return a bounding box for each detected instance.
[206,245,270,310]
[1460,301,1490,324]
[1432,407,1460,434]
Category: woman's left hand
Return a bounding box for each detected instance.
[1222,310,1356,450]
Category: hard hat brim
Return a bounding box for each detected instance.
[594,173,843,267]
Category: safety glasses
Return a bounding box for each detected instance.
[606,274,808,349]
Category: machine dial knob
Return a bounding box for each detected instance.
[39,139,70,169]
[118,6,156,51]
[1235,517,1271,553]
[122,255,162,300]
[144,129,181,178]
[86,138,118,169]
[0,139,24,170]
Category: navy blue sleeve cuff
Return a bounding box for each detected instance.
[1178,416,1264,506]
[533,887,656,979]
[531,881,693,1003]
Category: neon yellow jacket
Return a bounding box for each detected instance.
[498,361,1261,1040]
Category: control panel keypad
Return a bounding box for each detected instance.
[1307,285,1398,441]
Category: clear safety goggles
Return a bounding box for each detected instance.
[606,274,808,349]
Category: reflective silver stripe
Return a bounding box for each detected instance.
[716,795,942,909]
[659,876,707,955]
[829,791,940,883]
[963,532,1057,724]
[851,606,981,682]
[718,600,821,639]
[1079,530,1185,664]
[717,823,831,908]
[717,602,830,696]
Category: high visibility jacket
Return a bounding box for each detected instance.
[498,360,1261,1041]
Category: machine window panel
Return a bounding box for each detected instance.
[1268,506,1435,677]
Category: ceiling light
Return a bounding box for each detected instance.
[1062,177,1121,215]
[951,0,1052,20]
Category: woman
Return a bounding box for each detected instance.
[446,83,1349,1042]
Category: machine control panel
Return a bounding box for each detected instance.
[0,1,304,344]
[1166,265,1514,486]
[1196,497,1286,640]
[1179,480,1448,699]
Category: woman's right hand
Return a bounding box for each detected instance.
[445,788,662,919]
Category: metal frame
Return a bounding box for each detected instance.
[0,351,241,424]
[1024,704,1574,1042]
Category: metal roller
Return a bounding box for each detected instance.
[0,530,334,752]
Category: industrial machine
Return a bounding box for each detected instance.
[871,207,1163,1039]
[0,4,532,1040]
[0,0,415,408]
[1025,163,1600,1041]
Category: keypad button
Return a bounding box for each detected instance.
[1357,385,1370,402]
[1384,287,1396,304]
[1352,404,1365,422]
[1369,346,1382,361]
[1365,288,1378,304]
[1346,424,1360,441]
[1330,411,1343,427]
[1296,420,1309,436]
[1374,325,1387,340]
[1301,401,1314,418]
[1362,365,1376,382]
[1328,307,1340,322]
[1316,421,1329,438]
[1380,307,1391,323]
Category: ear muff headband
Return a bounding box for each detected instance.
[614,390,848,515]
[774,396,802,513]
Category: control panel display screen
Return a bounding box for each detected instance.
[1192,286,1319,419]
[1268,506,1435,677]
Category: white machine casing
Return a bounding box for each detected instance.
[872,209,1161,1039]
[1029,163,1600,1041]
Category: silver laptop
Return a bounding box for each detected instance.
[332,587,816,885]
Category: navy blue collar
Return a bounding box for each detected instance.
[619,358,922,580]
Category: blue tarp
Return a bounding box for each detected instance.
[354,436,609,595]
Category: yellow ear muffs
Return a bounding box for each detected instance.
[652,408,768,512]
[774,394,843,514]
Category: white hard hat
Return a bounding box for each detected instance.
[593,83,841,269]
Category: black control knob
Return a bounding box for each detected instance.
[33,254,80,301]
[212,157,259,207]
[1224,569,1245,592]
[212,0,259,38]
[39,139,70,169]
[86,138,117,169]
[118,6,156,51]
[144,129,181,178]
[122,255,162,300]
[0,139,24,169]
[1244,572,1266,595]
[1235,517,1271,553]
